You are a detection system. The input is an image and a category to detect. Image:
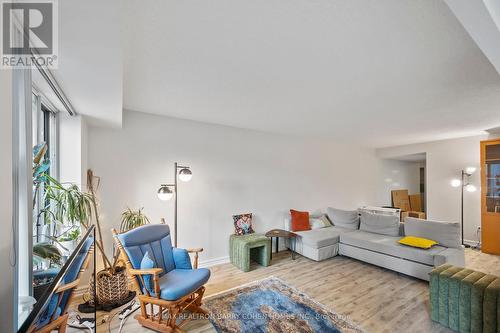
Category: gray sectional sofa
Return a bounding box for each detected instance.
[284,208,465,281]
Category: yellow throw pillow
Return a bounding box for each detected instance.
[398,236,438,249]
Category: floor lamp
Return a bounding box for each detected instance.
[451,167,477,247]
[157,162,192,247]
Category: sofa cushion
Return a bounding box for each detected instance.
[295,226,353,248]
[433,247,466,268]
[405,217,461,249]
[359,211,400,236]
[290,209,310,232]
[326,208,360,230]
[398,236,438,249]
[284,210,324,231]
[340,230,447,266]
[310,215,332,230]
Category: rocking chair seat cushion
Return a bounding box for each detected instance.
[156,268,210,301]
[37,297,62,327]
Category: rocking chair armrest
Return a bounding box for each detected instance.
[186,248,203,269]
[186,248,203,254]
[55,278,80,293]
[129,268,163,276]
[129,268,162,298]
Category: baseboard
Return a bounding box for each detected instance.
[198,256,230,268]
[463,239,480,248]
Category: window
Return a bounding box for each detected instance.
[31,91,62,312]
[32,92,59,246]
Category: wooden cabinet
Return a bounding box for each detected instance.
[481,139,500,254]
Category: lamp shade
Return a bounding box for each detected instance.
[157,185,174,201]
[465,184,477,192]
[178,168,192,182]
[451,179,462,187]
[465,167,477,175]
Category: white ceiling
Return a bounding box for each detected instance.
[445,0,500,75]
[55,0,500,146]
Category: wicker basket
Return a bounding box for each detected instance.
[95,260,129,304]
[84,274,97,306]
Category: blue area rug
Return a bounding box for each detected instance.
[204,277,364,333]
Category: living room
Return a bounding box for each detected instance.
[2,1,500,333]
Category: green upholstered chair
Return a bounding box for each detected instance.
[229,234,271,272]
[430,264,500,333]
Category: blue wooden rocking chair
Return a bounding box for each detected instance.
[112,224,210,333]
[32,236,94,333]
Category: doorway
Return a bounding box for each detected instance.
[380,153,427,215]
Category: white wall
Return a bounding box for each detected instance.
[377,135,499,243]
[375,159,424,207]
[0,69,15,332]
[88,110,379,263]
[59,113,88,188]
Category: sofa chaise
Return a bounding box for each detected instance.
[284,208,465,281]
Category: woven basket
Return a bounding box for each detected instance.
[96,260,129,304]
[84,274,96,306]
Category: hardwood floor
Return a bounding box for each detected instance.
[87,248,500,333]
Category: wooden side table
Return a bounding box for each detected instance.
[265,229,297,260]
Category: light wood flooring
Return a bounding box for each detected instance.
[73,248,500,333]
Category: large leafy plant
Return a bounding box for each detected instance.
[32,142,95,267]
[58,227,81,242]
[120,207,150,232]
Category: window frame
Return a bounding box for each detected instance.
[31,90,59,249]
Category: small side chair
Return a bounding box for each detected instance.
[112,224,210,333]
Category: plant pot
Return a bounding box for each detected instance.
[95,262,129,305]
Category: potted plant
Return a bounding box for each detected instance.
[32,142,95,298]
[120,207,150,232]
[58,227,81,256]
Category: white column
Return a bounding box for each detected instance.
[0,66,16,333]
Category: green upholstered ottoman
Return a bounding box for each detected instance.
[430,264,452,322]
[460,271,486,333]
[229,234,271,272]
[483,278,500,333]
[439,266,464,326]
[430,265,499,333]
[449,269,474,331]
[472,275,497,333]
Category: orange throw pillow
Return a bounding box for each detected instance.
[290,209,310,232]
